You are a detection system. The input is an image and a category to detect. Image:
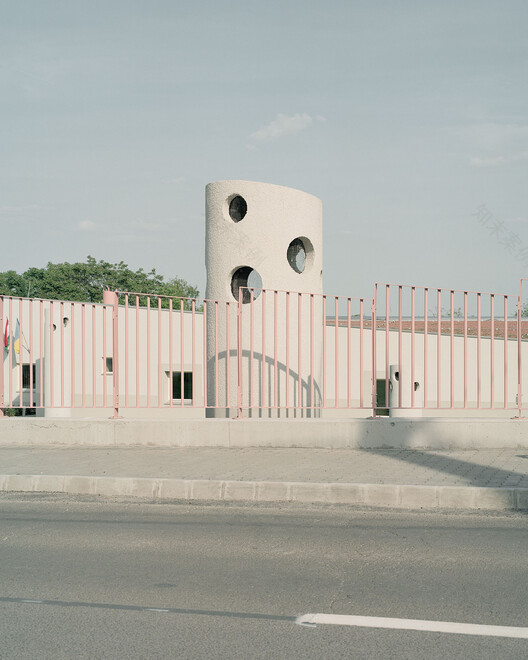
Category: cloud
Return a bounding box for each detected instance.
[470,151,528,167]
[77,220,97,231]
[250,113,314,142]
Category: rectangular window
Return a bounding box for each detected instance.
[22,364,36,389]
[172,372,193,400]
[375,379,389,416]
[105,357,113,374]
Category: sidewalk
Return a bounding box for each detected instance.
[1,446,528,511]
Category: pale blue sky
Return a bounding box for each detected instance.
[1,0,527,299]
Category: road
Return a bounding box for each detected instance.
[1,495,527,659]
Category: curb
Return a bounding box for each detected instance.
[1,474,527,511]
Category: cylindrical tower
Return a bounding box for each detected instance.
[205,180,323,417]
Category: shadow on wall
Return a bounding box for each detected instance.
[206,350,322,418]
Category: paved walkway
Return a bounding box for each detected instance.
[1,447,528,510]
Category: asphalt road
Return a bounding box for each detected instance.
[1,495,527,659]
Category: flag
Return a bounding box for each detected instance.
[13,319,20,355]
[3,318,8,352]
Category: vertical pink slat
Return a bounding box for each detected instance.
[214,300,219,408]
[250,290,254,409]
[398,286,402,409]
[0,297,3,413]
[504,296,508,408]
[322,295,326,408]
[82,304,86,408]
[285,292,290,409]
[423,289,428,409]
[436,289,441,408]
[262,290,267,409]
[18,299,23,408]
[410,288,415,409]
[347,297,351,408]
[29,299,34,407]
[490,294,495,408]
[226,302,230,409]
[359,298,364,408]
[92,305,96,407]
[517,285,522,417]
[136,295,140,407]
[147,296,151,407]
[297,292,301,409]
[60,301,65,408]
[158,297,162,408]
[8,298,13,406]
[39,300,44,408]
[191,299,196,405]
[70,302,75,407]
[334,296,339,409]
[464,292,468,408]
[236,296,242,417]
[385,285,390,408]
[180,298,185,408]
[450,291,454,408]
[169,298,173,408]
[274,290,279,409]
[310,293,314,411]
[124,295,129,408]
[15,298,23,408]
[203,301,208,409]
[477,292,481,408]
[371,290,377,415]
[102,302,107,408]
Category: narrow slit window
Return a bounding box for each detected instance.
[172,372,193,400]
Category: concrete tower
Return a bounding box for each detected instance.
[205,180,323,417]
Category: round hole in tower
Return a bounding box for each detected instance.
[228,195,247,222]
[231,266,262,304]
[287,237,314,274]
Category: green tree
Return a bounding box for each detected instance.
[0,257,200,307]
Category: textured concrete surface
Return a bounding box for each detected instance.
[1,446,528,510]
[2,417,528,449]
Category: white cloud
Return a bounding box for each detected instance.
[470,151,528,167]
[250,113,314,142]
[77,220,97,231]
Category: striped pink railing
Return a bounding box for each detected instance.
[1,279,527,418]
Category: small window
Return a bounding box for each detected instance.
[105,357,113,374]
[22,364,36,389]
[287,238,307,273]
[375,379,389,416]
[231,266,262,303]
[228,195,247,222]
[172,372,193,400]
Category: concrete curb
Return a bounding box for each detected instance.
[1,474,527,511]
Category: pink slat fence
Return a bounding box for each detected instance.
[1,279,528,418]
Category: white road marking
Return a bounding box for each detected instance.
[144,608,169,613]
[295,614,528,639]
[21,600,43,604]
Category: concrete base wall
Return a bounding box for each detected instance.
[1,417,528,449]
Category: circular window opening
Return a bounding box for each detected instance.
[231,266,262,304]
[229,195,247,222]
[287,238,307,273]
